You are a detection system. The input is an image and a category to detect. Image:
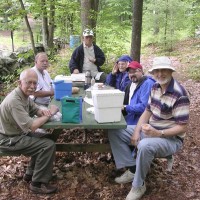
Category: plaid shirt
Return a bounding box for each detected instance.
[147,78,190,137]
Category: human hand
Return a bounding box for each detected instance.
[112,63,119,75]
[88,57,96,63]
[40,109,52,117]
[50,89,54,96]
[49,105,59,116]
[73,69,79,74]
[141,123,160,137]
[131,133,140,146]
[126,62,130,69]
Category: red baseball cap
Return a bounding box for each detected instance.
[127,61,143,70]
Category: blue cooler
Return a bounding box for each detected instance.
[53,80,72,100]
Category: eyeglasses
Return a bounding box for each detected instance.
[22,80,38,87]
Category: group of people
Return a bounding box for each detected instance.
[0,28,190,199]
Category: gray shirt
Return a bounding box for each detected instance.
[0,87,39,136]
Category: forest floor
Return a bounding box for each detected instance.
[0,38,200,200]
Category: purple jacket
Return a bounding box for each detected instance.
[106,71,131,91]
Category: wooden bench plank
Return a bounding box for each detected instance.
[56,143,111,152]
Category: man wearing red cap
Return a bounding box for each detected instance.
[108,61,155,185]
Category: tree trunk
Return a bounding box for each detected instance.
[41,0,49,49]
[91,0,99,41]
[48,0,55,48]
[164,0,169,48]
[81,0,92,31]
[11,30,14,52]
[153,0,159,35]
[81,0,99,43]
[18,0,36,55]
[130,0,143,62]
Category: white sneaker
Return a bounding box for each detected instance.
[126,183,146,200]
[115,170,134,184]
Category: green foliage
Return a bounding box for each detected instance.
[49,52,72,79]
[1,67,24,92]
[97,0,133,66]
[17,49,35,63]
[54,0,81,42]
[142,0,189,49]
[0,0,22,31]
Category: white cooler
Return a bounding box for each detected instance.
[91,90,125,123]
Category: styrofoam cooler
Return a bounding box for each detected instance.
[53,80,72,100]
[92,90,125,108]
[91,90,125,123]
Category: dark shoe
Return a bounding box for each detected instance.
[30,183,57,194]
[23,174,32,182]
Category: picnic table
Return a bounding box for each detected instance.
[41,87,127,153]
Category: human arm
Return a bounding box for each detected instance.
[31,105,59,132]
[131,109,152,146]
[33,89,54,98]
[111,63,119,75]
[69,46,82,73]
[93,45,105,67]
[106,72,117,87]
[141,123,187,138]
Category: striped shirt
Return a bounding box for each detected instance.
[146,78,190,137]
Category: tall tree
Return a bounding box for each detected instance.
[41,0,48,49]
[18,0,36,55]
[80,0,99,41]
[130,0,143,62]
[48,0,55,48]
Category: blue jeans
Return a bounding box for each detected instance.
[108,125,183,188]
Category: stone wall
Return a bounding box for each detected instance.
[0,44,44,81]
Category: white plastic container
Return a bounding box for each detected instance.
[94,107,122,123]
[71,73,85,82]
[92,89,125,108]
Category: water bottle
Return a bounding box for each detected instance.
[84,70,92,90]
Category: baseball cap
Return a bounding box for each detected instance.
[117,55,133,63]
[127,61,143,70]
[83,29,94,37]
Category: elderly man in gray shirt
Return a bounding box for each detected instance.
[0,69,59,194]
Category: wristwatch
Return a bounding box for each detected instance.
[160,130,165,138]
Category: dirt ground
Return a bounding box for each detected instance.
[0,39,200,200]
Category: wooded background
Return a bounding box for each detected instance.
[0,0,200,60]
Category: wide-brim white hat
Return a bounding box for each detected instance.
[148,56,175,73]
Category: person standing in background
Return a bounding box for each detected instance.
[69,29,106,83]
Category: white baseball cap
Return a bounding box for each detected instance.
[83,29,94,37]
[148,56,175,73]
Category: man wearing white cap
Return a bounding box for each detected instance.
[69,28,106,83]
[125,56,190,200]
